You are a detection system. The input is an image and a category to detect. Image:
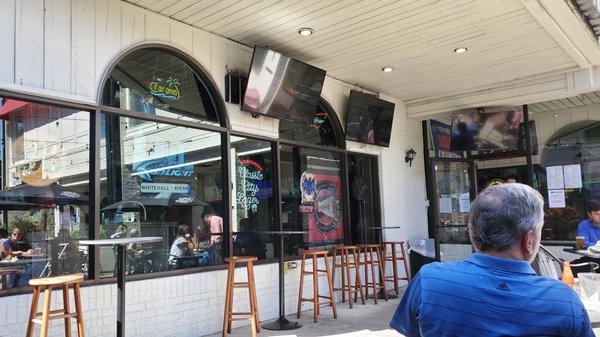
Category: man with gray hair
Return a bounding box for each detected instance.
[390,183,593,336]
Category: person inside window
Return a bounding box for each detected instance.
[0,229,8,259]
[576,200,600,248]
[234,218,266,259]
[203,209,223,264]
[110,224,128,239]
[2,227,32,257]
[168,225,192,268]
[505,174,518,184]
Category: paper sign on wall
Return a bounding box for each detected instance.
[548,189,566,208]
[546,166,564,189]
[439,197,453,214]
[459,193,471,213]
[563,164,582,189]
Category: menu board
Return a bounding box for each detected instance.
[548,189,566,208]
[563,164,583,189]
[546,166,564,189]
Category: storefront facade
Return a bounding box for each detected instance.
[424,95,600,262]
[0,1,428,336]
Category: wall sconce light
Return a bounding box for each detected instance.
[405,148,417,167]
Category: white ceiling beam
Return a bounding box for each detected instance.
[521,0,600,67]
[406,66,600,119]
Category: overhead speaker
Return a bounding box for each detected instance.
[225,73,248,105]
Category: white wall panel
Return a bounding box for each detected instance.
[15,0,44,87]
[192,29,211,72]
[44,0,72,92]
[0,0,16,83]
[71,0,96,97]
[95,0,122,96]
[170,21,193,54]
[121,2,145,48]
[145,9,171,42]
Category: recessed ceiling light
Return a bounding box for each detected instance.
[298,28,314,37]
[382,66,395,73]
[454,47,468,54]
[553,113,559,117]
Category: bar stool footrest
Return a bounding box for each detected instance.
[32,312,77,324]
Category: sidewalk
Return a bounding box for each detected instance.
[208,297,404,337]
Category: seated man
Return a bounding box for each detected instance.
[577,200,600,248]
[2,227,32,257]
[391,183,593,337]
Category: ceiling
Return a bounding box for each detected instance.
[528,90,600,113]
[126,0,587,103]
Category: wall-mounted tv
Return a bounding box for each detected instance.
[344,90,395,147]
[450,109,522,151]
[241,46,326,125]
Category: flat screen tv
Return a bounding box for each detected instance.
[450,109,522,151]
[241,46,326,124]
[344,91,395,147]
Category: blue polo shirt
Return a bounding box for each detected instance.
[390,253,593,337]
[577,219,600,248]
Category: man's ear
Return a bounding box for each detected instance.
[522,229,535,255]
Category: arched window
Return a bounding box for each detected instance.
[540,121,600,240]
[101,47,225,126]
[278,99,345,148]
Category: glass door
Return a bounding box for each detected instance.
[430,159,476,261]
[348,153,381,244]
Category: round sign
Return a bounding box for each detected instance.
[313,181,342,233]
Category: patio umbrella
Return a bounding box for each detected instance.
[0,200,42,210]
[0,183,88,205]
[101,193,208,211]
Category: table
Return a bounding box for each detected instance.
[257,230,307,331]
[79,237,162,337]
[563,248,600,259]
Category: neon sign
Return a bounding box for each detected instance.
[236,159,264,213]
[148,77,181,101]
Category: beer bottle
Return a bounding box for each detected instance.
[562,261,575,287]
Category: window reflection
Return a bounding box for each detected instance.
[102,48,220,125]
[279,104,338,147]
[280,145,344,256]
[0,98,90,290]
[99,114,225,277]
[540,122,600,240]
[231,137,276,260]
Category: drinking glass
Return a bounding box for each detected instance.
[579,272,600,311]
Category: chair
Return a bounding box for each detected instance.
[222,256,259,337]
[26,274,85,337]
[382,241,411,296]
[532,245,599,279]
[331,245,365,308]
[357,244,387,304]
[297,249,337,323]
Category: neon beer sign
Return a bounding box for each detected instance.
[149,77,181,101]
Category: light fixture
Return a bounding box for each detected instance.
[454,47,468,54]
[382,66,395,73]
[405,148,417,167]
[298,28,314,37]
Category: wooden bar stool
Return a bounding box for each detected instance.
[297,249,337,323]
[357,244,387,304]
[331,245,365,308]
[222,256,260,337]
[382,241,411,296]
[26,274,85,337]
